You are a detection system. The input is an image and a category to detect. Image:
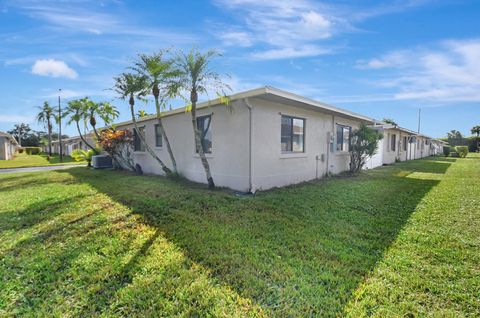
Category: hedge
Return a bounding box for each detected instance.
[455,146,469,158]
[25,147,42,155]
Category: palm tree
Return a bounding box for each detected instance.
[136,110,148,119]
[112,72,172,175]
[132,51,179,174]
[36,101,54,156]
[64,99,98,153]
[84,99,119,141]
[471,125,480,152]
[174,49,230,189]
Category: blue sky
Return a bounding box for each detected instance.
[0,0,479,138]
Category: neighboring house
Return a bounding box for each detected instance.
[114,86,377,192]
[0,131,19,160]
[51,134,95,156]
[366,124,443,169]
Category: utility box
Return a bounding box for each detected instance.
[92,155,113,169]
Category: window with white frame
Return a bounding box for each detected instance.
[134,126,145,152]
[196,115,212,154]
[391,133,396,151]
[281,115,305,152]
[154,124,163,147]
[336,124,351,152]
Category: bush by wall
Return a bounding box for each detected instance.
[455,146,469,158]
[25,147,41,155]
[18,148,24,154]
[443,146,450,157]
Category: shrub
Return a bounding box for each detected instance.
[18,148,24,154]
[450,152,459,157]
[349,124,383,173]
[71,149,95,167]
[455,146,468,158]
[98,128,135,171]
[25,147,41,155]
[443,146,450,157]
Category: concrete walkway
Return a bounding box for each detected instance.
[0,164,81,174]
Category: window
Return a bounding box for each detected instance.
[391,134,396,151]
[403,136,408,151]
[154,124,163,147]
[336,124,351,152]
[281,115,305,152]
[196,115,212,154]
[134,127,145,152]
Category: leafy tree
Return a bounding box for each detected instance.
[36,102,54,155]
[173,49,230,189]
[447,130,463,146]
[382,118,398,126]
[8,123,31,147]
[471,125,480,152]
[132,51,179,174]
[112,72,173,175]
[349,124,383,173]
[64,99,98,153]
[98,128,135,171]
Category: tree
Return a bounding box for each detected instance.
[471,125,480,152]
[133,51,179,174]
[98,128,136,171]
[112,72,173,175]
[36,102,54,156]
[8,123,31,147]
[173,49,230,189]
[64,99,98,153]
[382,118,398,126]
[136,110,148,119]
[447,130,463,146]
[349,124,383,173]
[84,99,119,141]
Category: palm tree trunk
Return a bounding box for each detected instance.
[129,99,172,175]
[47,120,52,156]
[75,120,98,153]
[190,97,215,189]
[155,97,177,174]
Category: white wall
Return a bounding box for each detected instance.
[0,137,17,160]
[118,100,251,191]
[250,98,363,191]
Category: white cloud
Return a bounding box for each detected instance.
[31,59,78,79]
[0,114,33,123]
[359,39,480,102]
[251,45,331,60]
[213,0,340,59]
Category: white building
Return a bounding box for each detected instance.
[0,131,19,160]
[115,86,378,192]
[51,134,96,156]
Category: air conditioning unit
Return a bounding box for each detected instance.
[92,155,113,169]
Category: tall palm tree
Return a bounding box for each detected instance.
[471,125,480,152]
[132,51,179,174]
[36,101,54,156]
[112,72,172,175]
[84,99,119,141]
[174,49,230,189]
[64,99,98,153]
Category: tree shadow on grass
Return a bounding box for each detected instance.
[57,158,450,317]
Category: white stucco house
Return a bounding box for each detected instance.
[365,124,444,169]
[0,131,19,160]
[114,86,380,192]
[51,134,96,156]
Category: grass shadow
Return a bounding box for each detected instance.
[58,159,446,316]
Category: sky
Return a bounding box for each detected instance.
[0,0,479,138]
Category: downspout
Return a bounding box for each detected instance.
[243,98,254,193]
[327,115,335,176]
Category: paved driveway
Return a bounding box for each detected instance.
[0,165,81,174]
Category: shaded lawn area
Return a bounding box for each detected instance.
[0,156,478,317]
[0,152,85,169]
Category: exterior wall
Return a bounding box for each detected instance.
[117,100,251,191]
[0,136,17,160]
[250,98,363,191]
[365,138,384,169]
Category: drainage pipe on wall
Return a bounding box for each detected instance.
[243,98,254,193]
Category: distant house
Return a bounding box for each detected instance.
[365,124,444,169]
[51,134,96,156]
[114,86,378,192]
[0,131,19,160]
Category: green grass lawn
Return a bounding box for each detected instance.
[0,155,478,317]
[0,152,85,169]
